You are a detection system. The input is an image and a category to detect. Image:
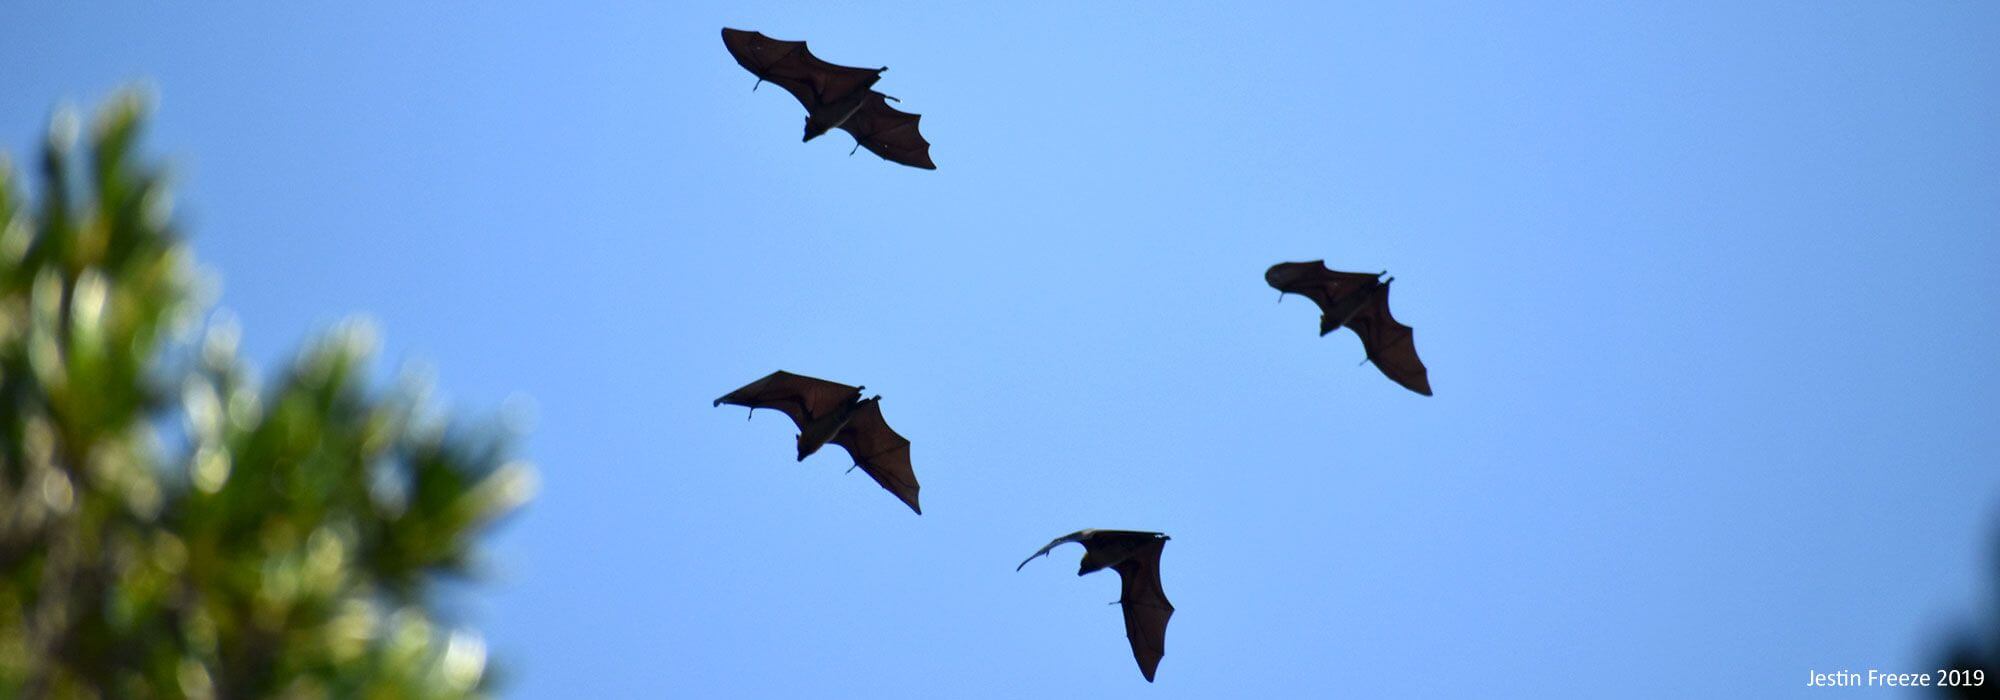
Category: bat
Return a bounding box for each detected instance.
[713,370,921,514]
[1266,260,1433,396]
[1017,530,1174,682]
[721,28,937,170]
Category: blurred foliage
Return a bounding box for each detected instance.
[0,93,533,699]
[1938,530,1999,698]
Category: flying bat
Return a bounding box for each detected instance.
[1266,260,1433,396]
[713,370,921,514]
[721,28,937,170]
[1017,530,1174,682]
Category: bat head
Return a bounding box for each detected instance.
[795,434,823,462]
[1264,261,1320,290]
[803,116,833,142]
[1263,263,1295,289]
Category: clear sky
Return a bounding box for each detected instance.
[4,2,1997,697]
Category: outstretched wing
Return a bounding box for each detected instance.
[1346,282,1432,396]
[1113,538,1174,683]
[1015,530,1091,571]
[838,92,936,170]
[713,371,862,431]
[828,399,921,514]
[1266,260,1380,332]
[721,28,883,111]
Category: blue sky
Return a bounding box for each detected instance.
[4,2,1997,697]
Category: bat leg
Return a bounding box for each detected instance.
[747,408,754,420]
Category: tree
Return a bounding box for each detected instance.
[0,93,534,699]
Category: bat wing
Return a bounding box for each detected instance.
[1112,538,1174,682]
[721,28,883,111]
[838,92,936,170]
[827,399,921,514]
[1346,283,1433,396]
[1266,261,1380,330]
[1015,530,1092,571]
[713,370,862,431]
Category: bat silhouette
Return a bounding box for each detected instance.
[713,371,921,514]
[721,28,936,170]
[1266,260,1433,396]
[1017,530,1174,682]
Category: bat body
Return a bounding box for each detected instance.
[1267,260,1433,396]
[721,28,937,169]
[1018,530,1174,682]
[714,371,922,514]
